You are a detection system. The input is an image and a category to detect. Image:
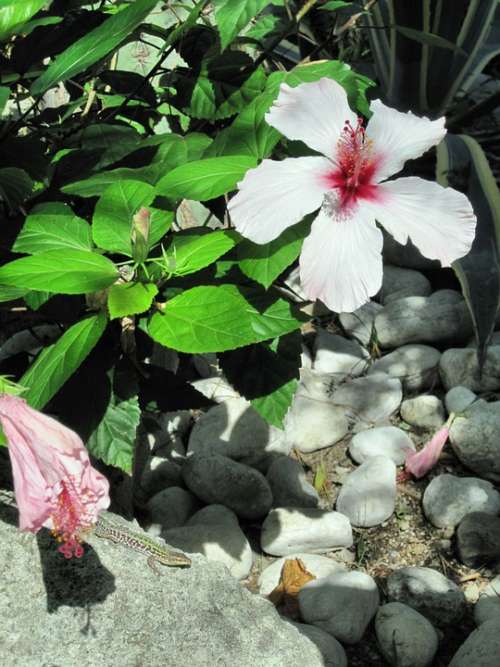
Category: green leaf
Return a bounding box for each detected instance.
[0,167,33,210]
[20,313,107,410]
[246,13,280,40]
[0,250,118,294]
[0,285,27,302]
[165,230,239,276]
[13,209,92,254]
[30,0,159,95]
[0,86,9,113]
[149,207,174,246]
[220,332,301,428]
[61,168,154,198]
[0,0,46,42]
[319,0,351,9]
[108,282,158,320]
[437,133,500,369]
[238,218,311,288]
[92,180,155,256]
[156,156,256,201]
[394,26,466,54]
[148,284,304,353]
[24,290,52,310]
[86,386,140,473]
[214,0,270,50]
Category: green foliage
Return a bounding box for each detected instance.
[20,313,108,410]
[108,282,158,320]
[13,207,92,254]
[0,0,46,42]
[214,0,272,51]
[162,230,239,277]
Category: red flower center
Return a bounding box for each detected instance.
[50,478,94,559]
[324,118,380,211]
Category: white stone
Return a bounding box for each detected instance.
[445,386,477,414]
[423,474,500,529]
[188,397,290,470]
[261,508,353,556]
[298,570,379,644]
[332,373,402,424]
[380,265,431,304]
[401,395,445,430]
[312,330,369,378]
[259,554,346,596]
[349,426,415,466]
[375,602,439,667]
[189,376,241,403]
[339,300,383,346]
[336,456,396,527]
[368,344,441,392]
[266,457,319,508]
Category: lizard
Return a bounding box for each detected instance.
[92,515,191,575]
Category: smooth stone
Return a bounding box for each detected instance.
[164,506,253,579]
[382,234,440,271]
[456,512,500,568]
[440,346,500,391]
[468,331,500,348]
[339,300,383,346]
[423,474,500,529]
[332,373,402,425]
[192,352,219,378]
[298,570,379,644]
[146,486,199,534]
[0,502,326,666]
[261,508,353,556]
[188,398,290,471]
[380,265,432,305]
[349,426,415,466]
[259,554,347,596]
[140,456,183,500]
[284,375,349,453]
[449,619,500,667]
[428,289,464,305]
[400,395,445,430]
[474,576,500,626]
[301,344,313,369]
[336,456,396,527]
[312,330,369,378]
[450,408,500,482]
[368,344,441,392]
[290,622,347,667]
[182,453,273,520]
[445,386,477,414]
[266,457,319,509]
[387,567,466,626]
[375,296,472,349]
[375,602,439,667]
[190,376,241,403]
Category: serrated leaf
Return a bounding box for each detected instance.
[61,168,154,198]
[13,210,92,254]
[30,0,159,95]
[0,0,46,42]
[20,312,107,410]
[165,230,239,276]
[0,250,118,294]
[214,0,270,50]
[86,390,140,473]
[148,284,304,353]
[238,218,311,288]
[92,180,155,256]
[108,282,158,320]
[0,167,33,210]
[319,1,351,9]
[156,156,256,201]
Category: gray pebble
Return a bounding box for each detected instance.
[368,344,441,392]
[146,486,199,533]
[400,395,445,430]
[449,619,500,667]
[349,426,414,466]
[445,386,477,414]
[339,300,383,346]
[290,622,347,667]
[456,512,500,569]
[266,457,319,508]
[380,265,431,305]
[313,330,369,378]
[474,576,500,626]
[440,346,500,392]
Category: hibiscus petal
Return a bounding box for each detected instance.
[405,426,449,479]
[228,157,332,243]
[365,177,476,266]
[299,201,383,313]
[366,100,446,181]
[265,78,357,159]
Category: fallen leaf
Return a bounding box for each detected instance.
[268,558,316,618]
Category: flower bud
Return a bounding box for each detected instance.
[131,207,151,264]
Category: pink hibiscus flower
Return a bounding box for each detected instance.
[0,394,110,558]
[228,78,476,313]
[404,414,455,479]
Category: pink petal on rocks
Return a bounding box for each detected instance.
[405,426,450,479]
[0,394,110,557]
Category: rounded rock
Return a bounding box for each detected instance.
[474,576,500,626]
[449,619,500,667]
[368,344,441,392]
[423,474,500,529]
[298,570,380,644]
[445,386,477,414]
[266,457,319,508]
[440,346,500,392]
[336,456,396,527]
[349,426,415,466]
[261,508,353,556]
[339,300,383,346]
[375,602,439,667]
[387,566,466,626]
[147,487,199,533]
[332,373,402,425]
[183,452,273,519]
[290,622,347,667]
[400,395,445,430]
[450,409,500,482]
[312,330,369,378]
[380,265,432,305]
[456,512,500,568]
